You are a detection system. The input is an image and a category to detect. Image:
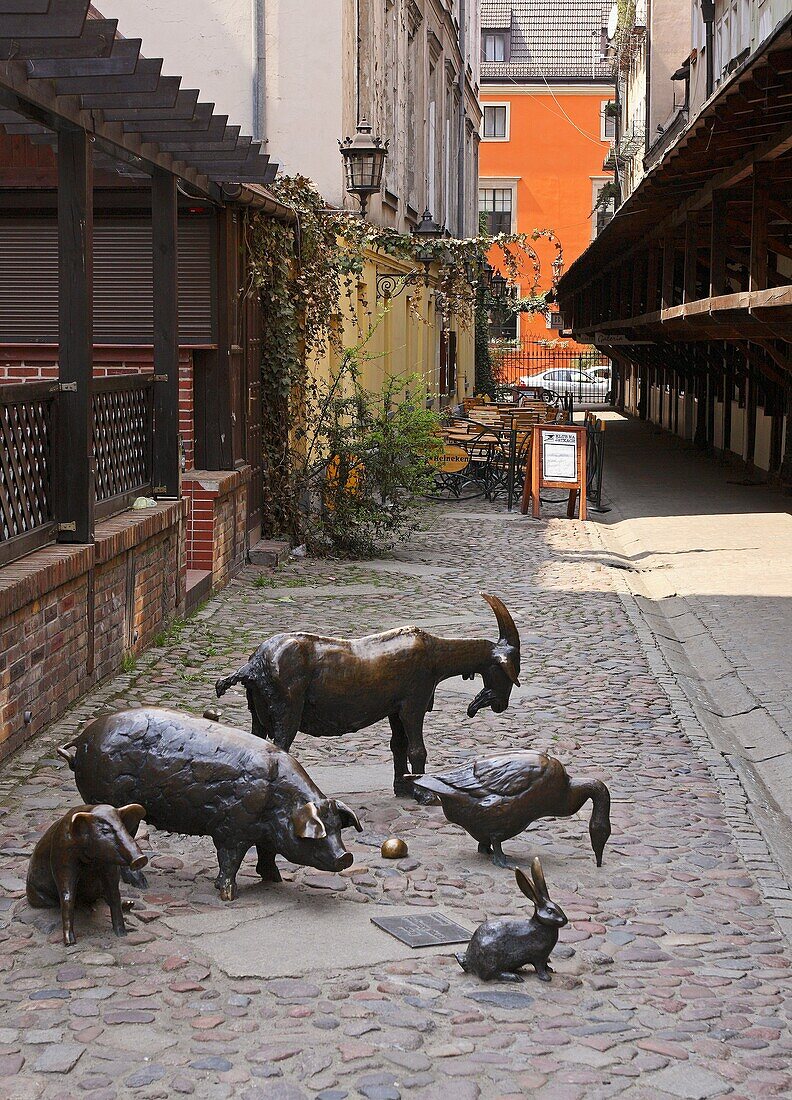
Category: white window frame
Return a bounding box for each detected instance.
[481,102,510,142]
[482,32,508,62]
[478,178,518,234]
[600,100,616,141]
[591,176,614,240]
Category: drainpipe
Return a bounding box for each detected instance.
[254,0,267,142]
[701,0,715,99]
[457,0,467,237]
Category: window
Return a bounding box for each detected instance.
[478,187,513,234]
[482,32,509,62]
[489,310,518,343]
[482,104,509,140]
[591,178,616,239]
[601,101,616,141]
[488,285,519,343]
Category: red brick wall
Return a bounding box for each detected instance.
[0,346,195,471]
[0,502,186,761]
[182,467,250,586]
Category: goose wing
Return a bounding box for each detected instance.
[432,751,548,799]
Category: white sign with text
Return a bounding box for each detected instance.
[542,430,578,482]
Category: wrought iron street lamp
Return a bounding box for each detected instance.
[339,119,389,217]
[488,267,508,300]
[412,208,445,282]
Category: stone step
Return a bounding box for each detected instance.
[248,538,290,567]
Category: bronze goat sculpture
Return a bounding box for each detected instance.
[216,592,521,796]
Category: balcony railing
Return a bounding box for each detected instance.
[0,374,154,565]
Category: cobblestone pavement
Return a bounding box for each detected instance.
[1,500,791,1099]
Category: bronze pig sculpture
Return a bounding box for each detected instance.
[457,858,567,983]
[413,750,611,867]
[58,708,362,901]
[26,803,147,945]
[216,592,521,796]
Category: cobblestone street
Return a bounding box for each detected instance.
[1,500,790,1100]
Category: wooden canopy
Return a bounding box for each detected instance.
[0,1,277,198]
[557,12,792,352]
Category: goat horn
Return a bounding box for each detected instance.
[480,592,520,651]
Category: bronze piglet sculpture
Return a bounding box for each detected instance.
[26,803,147,946]
[457,858,567,983]
[59,708,362,901]
[413,750,611,867]
[216,592,521,796]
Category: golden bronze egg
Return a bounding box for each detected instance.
[381,837,408,859]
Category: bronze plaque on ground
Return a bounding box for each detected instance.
[370,913,471,948]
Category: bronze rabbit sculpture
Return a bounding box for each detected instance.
[456,857,567,982]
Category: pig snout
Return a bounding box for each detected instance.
[117,837,147,871]
[308,835,353,873]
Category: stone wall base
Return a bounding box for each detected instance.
[0,501,187,761]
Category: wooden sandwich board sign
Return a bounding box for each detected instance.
[521,424,587,520]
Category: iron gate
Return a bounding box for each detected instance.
[492,341,613,404]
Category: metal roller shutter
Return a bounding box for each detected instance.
[0,216,214,345]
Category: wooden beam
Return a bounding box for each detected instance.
[151,169,180,500]
[0,19,117,61]
[25,37,140,79]
[55,122,93,545]
[0,1,89,39]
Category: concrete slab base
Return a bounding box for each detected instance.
[163,890,472,979]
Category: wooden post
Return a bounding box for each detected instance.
[723,346,733,453]
[631,252,644,317]
[684,212,699,303]
[710,191,727,296]
[745,361,757,467]
[661,235,675,311]
[151,169,180,498]
[646,244,659,313]
[749,166,770,293]
[56,123,94,545]
[197,209,234,470]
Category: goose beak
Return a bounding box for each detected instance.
[467,687,497,717]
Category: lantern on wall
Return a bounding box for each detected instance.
[339,119,389,217]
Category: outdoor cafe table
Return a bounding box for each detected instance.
[439,418,533,511]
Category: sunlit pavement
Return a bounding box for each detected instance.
[591,412,792,884]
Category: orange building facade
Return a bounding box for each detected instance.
[478,1,616,385]
[480,88,615,339]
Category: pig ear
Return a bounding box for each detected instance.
[70,811,94,836]
[117,804,146,837]
[333,799,363,833]
[292,802,327,840]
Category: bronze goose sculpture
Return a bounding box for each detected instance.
[413,750,611,867]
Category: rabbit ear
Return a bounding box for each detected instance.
[531,856,550,901]
[515,866,539,905]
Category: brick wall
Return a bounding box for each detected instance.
[0,501,186,761]
[182,467,250,588]
[0,346,195,471]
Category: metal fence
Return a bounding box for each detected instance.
[93,375,154,517]
[0,374,155,565]
[491,340,613,405]
[0,379,57,565]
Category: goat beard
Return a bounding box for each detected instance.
[467,687,498,717]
